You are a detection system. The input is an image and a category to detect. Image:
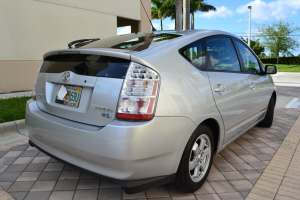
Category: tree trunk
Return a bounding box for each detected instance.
[160,18,163,31]
[183,0,190,30]
[191,12,194,30]
[175,0,182,31]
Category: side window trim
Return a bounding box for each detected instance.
[178,34,264,74]
[232,38,263,74]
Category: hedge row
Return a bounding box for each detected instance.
[260,57,300,65]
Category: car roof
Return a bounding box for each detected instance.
[78,29,236,53]
[43,30,237,59]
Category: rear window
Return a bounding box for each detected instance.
[179,39,206,70]
[81,33,182,52]
[40,54,130,79]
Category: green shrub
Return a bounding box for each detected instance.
[260,57,300,65]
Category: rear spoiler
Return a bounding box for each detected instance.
[68,38,100,49]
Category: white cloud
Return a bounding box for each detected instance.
[197,6,233,18]
[285,1,300,8]
[152,22,161,31]
[236,0,300,21]
[167,23,175,30]
[237,19,243,23]
[153,22,175,31]
[117,26,131,35]
[252,27,259,33]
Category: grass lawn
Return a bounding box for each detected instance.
[264,64,300,72]
[0,96,32,123]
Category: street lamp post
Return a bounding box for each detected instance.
[248,6,252,46]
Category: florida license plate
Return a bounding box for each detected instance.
[55,85,82,108]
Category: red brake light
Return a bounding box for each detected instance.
[116,113,154,120]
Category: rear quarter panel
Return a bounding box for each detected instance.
[131,33,225,153]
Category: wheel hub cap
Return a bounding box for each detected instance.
[189,134,211,182]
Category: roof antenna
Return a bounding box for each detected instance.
[140,0,157,31]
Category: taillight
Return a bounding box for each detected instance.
[116,62,160,120]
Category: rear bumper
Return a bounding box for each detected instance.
[29,140,175,194]
[25,99,196,182]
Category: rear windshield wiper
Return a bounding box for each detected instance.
[68,38,100,49]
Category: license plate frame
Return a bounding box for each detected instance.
[55,85,83,108]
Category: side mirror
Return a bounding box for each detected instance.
[265,65,277,74]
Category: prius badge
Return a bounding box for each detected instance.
[95,107,113,118]
[62,71,72,82]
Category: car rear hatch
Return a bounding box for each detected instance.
[35,50,131,126]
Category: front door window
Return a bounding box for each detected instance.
[235,40,261,74]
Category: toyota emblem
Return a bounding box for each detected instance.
[62,71,72,82]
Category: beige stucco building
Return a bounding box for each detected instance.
[0,0,151,93]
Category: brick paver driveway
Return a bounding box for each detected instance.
[0,108,299,200]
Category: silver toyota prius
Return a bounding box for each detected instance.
[25,30,277,193]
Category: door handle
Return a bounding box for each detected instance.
[214,84,226,95]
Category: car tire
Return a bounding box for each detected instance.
[258,96,275,128]
[174,124,214,193]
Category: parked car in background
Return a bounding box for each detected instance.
[25,30,277,193]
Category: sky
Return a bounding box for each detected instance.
[119,0,300,56]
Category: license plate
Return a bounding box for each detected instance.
[55,85,82,108]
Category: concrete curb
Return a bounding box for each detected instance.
[246,114,300,200]
[0,186,14,200]
[0,121,16,136]
[0,119,28,145]
[0,91,32,99]
[0,119,28,134]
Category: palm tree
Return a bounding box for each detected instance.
[163,0,176,21]
[183,0,190,30]
[175,0,182,31]
[190,0,216,30]
[152,0,169,30]
[152,0,216,31]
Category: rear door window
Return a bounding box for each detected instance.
[40,54,131,79]
[206,37,241,72]
[179,39,206,70]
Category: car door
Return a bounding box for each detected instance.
[233,39,273,122]
[205,36,256,144]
